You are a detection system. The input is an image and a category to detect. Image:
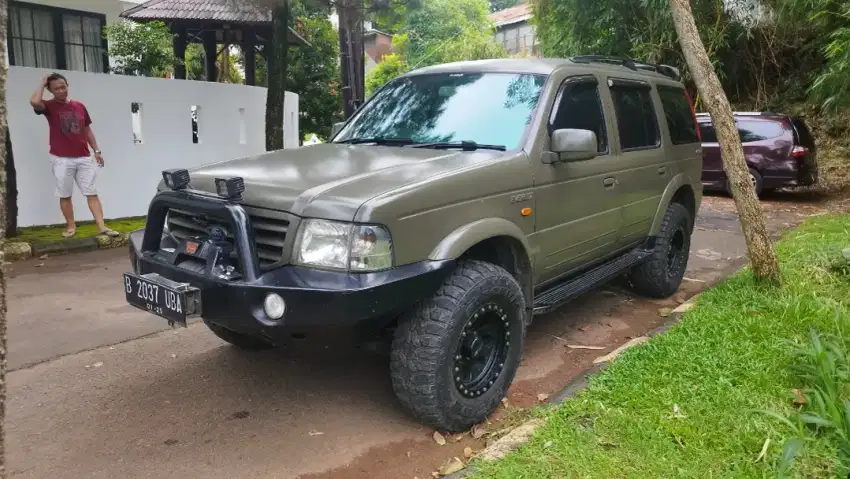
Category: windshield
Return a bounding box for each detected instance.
[334,72,547,150]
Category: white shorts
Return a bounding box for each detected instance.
[51,155,97,198]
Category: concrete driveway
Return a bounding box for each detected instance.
[5,194,832,479]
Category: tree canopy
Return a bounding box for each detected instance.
[365,0,507,95]
[489,0,520,13]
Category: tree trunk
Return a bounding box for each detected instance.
[0,0,10,475]
[265,0,289,151]
[670,0,781,285]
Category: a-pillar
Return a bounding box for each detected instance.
[203,30,217,82]
[172,25,187,80]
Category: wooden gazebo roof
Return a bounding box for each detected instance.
[120,0,309,46]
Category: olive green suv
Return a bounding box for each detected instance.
[124,56,702,432]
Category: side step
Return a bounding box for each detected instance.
[532,249,652,315]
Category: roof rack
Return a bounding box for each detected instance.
[695,111,780,117]
[570,55,681,81]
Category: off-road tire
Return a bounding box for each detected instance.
[628,202,692,299]
[390,260,526,433]
[204,320,274,351]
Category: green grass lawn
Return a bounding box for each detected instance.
[10,216,147,244]
[472,214,850,478]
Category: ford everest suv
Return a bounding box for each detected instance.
[124,56,703,432]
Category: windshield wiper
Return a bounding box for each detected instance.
[337,137,416,146]
[408,140,507,151]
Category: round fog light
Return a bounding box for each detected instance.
[264,293,286,320]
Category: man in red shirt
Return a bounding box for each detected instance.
[30,73,118,238]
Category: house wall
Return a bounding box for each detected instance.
[8,66,300,227]
[495,21,538,57]
[19,0,138,25]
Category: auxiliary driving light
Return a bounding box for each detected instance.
[264,293,286,320]
[162,169,191,190]
[215,177,245,200]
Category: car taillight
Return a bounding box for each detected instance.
[791,146,808,159]
[684,89,701,141]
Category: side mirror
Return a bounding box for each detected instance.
[549,128,598,162]
[331,122,345,137]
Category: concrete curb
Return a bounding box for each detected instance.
[444,293,702,479]
[4,232,129,262]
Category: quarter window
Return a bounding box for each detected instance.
[658,85,699,145]
[609,83,661,150]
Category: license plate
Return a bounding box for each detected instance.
[123,272,201,327]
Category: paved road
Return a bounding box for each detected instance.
[5,196,818,479]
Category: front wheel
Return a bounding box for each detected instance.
[390,260,526,432]
[628,202,692,298]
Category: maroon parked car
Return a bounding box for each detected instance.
[697,112,817,197]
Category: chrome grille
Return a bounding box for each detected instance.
[166,209,289,268]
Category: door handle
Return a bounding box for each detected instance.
[603,177,616,188]
[658,166,667,175]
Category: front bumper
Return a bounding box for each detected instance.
[129,190,455,337]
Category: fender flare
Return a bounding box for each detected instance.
[428,218,532,262]
[649,173,697,236]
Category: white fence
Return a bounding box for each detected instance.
[7,66,299,227]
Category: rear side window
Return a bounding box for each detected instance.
[791,117,815,149]
[697,119,785,144]
[698,123,717,143]
[737,119,784,142]
[609,83,660,150]
[657,85,699,145]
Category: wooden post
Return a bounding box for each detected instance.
[172,25,187,80]
[203,30,217,82]
[242,29,256,86]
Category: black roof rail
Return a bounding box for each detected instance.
[570,55,681,81]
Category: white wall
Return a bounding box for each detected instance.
[8,66,300,227]
[21,0,139,26]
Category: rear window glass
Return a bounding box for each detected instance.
[609,84,660,150]
[697,119,785,144]
[657,86,699,145]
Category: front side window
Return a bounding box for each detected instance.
[609,83,661,151]
[334,72,547,150]
[550,80,608,153]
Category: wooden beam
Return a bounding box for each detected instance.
[242,28,256,86]
[172,25,187,80]
[202,30,217,82]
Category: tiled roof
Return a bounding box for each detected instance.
[489,3,532,27]
[121,0,271,23]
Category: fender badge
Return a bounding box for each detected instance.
[511,192,533,204]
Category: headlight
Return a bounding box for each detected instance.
[294,219,393,272]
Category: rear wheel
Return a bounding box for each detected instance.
[726,168,763,198]
[390,260,526,432]
[628,202,692,298]
[204,320,274,350]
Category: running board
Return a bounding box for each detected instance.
[532,249,652,315]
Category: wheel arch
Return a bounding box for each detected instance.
[650,175,698,236]
[428,219,534,315]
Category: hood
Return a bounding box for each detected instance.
[168,143,503,220]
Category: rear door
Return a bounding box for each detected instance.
[602,78,664,247]
[656,84,702,202]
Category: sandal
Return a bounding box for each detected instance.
[99,229,120,237]
[61,229,76,238]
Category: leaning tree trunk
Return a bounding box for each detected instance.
[265,0,289,151]
[4,129,14,237]
[0,0,9,474]
[670,0,781,285]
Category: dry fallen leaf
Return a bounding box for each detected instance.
[792,389,808,405]
[463,446,473,459]
[756,437,771,462]
[658,307,673,318]
[501,397,510,408]
[39,254,49,260]
[471,424,487,439]
[308,430,324,436]
[92,362,103,368]
[537,393,550,402]
[433,431,447,446]
[452,433,466,442]
[35,263,44,268]
[565,344,606,350]
[437,457,466,476]
[543,440,553,449]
